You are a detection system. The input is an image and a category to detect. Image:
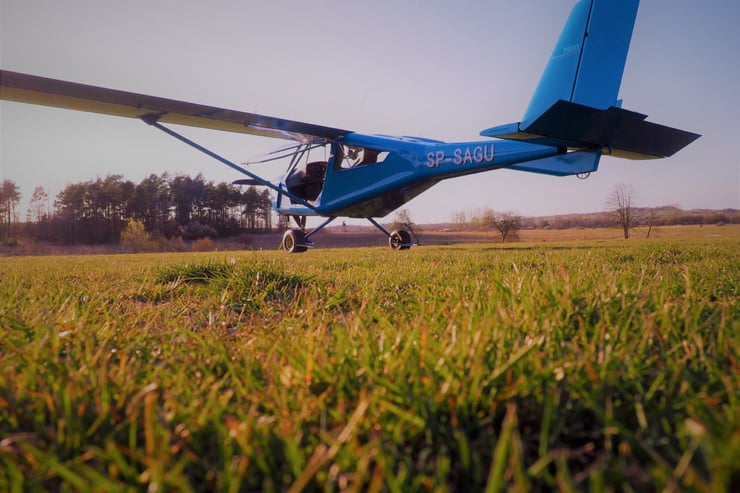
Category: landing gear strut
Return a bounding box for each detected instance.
[367,218,414,251]
[281,216,337,253]
[280,216,414,253]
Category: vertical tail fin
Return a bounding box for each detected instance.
[522,0,640,125]
[481,0,700,160]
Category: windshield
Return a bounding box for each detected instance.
[243,141,328,166]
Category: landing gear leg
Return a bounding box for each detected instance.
[291,215,307,230]
[281,216,336,253]
[367,218,413,250]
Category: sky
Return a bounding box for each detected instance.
[1,0,739,225]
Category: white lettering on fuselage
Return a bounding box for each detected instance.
[426,144,495,168]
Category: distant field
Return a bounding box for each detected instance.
[405,224,735,249]
[3,224,738,255]
[1,231,738,491]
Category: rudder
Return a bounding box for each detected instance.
[479,0,700,160]
[522,0,640,126]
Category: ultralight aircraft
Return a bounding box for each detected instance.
[0,0,699,252]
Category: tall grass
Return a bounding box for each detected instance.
[1,235,738,491]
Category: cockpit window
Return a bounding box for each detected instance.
[337,145,388,169]
[283,142,332,202]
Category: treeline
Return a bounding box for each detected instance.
[450,207,739,231]
[528,207,740,230]
[8,174,273,245]
[1,179,21,240]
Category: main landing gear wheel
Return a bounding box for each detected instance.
[389,229,412,250]
[282,229,308,253]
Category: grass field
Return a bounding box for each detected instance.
[1,229,738,491]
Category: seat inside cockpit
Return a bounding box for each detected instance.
[286,160,327,201]
[283,143,388,202]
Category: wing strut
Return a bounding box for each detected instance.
[139,114,319,212]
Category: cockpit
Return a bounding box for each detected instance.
[245,142,388,204]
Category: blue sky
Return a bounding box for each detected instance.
[1,0,738,224]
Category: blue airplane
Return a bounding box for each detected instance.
[0,0,698,252]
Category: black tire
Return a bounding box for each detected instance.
[282,229,308,253]
[389,229,412,250]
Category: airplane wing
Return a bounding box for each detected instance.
[0,70,351,143]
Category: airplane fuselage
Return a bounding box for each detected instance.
[274,134,592,218]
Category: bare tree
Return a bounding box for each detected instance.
[479,208,495,231]
[490,211,522,243]
[450,210,468,231]
[645,210,657,239]
[27,186,49,222]
[607,183,637,239]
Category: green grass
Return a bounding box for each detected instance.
[1,235,738,492]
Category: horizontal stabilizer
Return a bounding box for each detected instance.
[507,149,601,177]
[482,100,700,159]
